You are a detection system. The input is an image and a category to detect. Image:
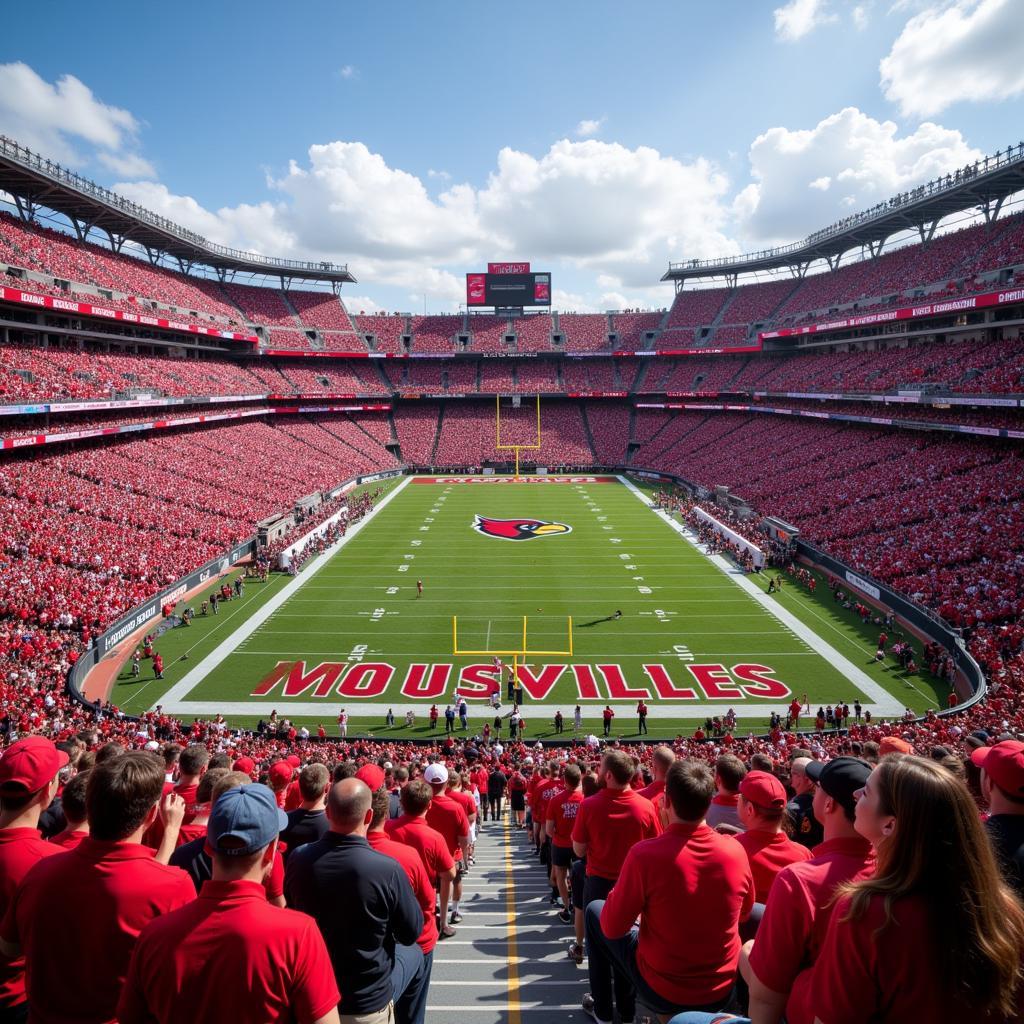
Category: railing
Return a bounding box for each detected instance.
[668,141,1024,274]
[0,135,349,276]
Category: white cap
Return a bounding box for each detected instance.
[524,756,534,765]
[144,740,160,751]
[424,763,449,785]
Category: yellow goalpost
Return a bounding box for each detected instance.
[495,394,541,481]
[452,615,574,690]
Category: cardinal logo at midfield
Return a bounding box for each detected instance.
[472,515,572,541]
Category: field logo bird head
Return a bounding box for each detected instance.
[472,515,572,541]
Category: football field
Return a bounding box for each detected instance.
[110,475,942,737]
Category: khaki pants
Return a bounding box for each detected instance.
[340,1001,394,1024]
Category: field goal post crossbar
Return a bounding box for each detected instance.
[452,615,574,696]
[495,393,541,480]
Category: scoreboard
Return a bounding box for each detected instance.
[467,263,551,307]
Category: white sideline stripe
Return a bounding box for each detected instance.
[156,476,413,710]
[616,475,903,715]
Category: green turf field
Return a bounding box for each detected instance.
[109,474,947,738]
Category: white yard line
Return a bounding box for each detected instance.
[616,475,903,716]
[156,476,413,711]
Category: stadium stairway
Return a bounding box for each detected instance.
[427,816,586,1024]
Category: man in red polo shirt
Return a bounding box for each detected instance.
[0,751,196,1024]
[423,764,470,927]
[367,778,436,1024]
[742,756,874,1024]
[733,770,813,934]
[637,746,674,813]
[386,779,457,938]
[118,783,340,1024]
[48,770,89,850]
[584,760,754,1024]
[545,764,583,923]
[573,750,660,1022]
[0,737,68,1020]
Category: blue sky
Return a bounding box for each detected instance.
[2,0,1023,312]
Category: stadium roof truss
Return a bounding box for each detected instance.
[663,142,1024,289]
[0,134,356,289]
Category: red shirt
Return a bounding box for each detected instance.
[546,788,584,848]
[811,892,983,1023]
[117,879,339,1024]
[527,773,545,814]
[284,780,303,812]
[637,779,665,803]
[385,814,455,885]
[49,828,88,851]
[600,822,754,1007]
[537,779,564,825]
[367,831,438,954]
[572,787,662,879]
[448,788,476,824]
[733,828,814,903]
[425,793,470,861]
[1,837,195,1023]
[749,836,874,1024]
[0,828,63,1007]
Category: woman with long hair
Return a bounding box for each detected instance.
[807,754,1024,1022]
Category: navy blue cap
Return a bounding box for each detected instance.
[207,783,287,856]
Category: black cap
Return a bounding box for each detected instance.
[805,757,872,818]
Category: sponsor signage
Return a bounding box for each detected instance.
[488,263,530,274]
[0,286,258,343]
[759,285,1024,341]
[845,571,881,601]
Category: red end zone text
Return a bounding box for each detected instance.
[251,661,790,701]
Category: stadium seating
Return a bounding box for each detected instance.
[354,315,406,353]
[512,314,554,352]
[410,315,461,354]
[610,311,661,349]
[288,290,356,332]
[559,314,611,352]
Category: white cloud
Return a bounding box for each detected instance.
[427,168,451,181]
[734,106,981,245]
[575,118,605,138]
[809,175,831,190]
[337,65,358,80]
[773,0,837,40]
[97,151,156,179]
[0,62,151,179]
[342,294,385,314]
[553,289,599,312]
[852,3,870,29]
[880,0,1024,117]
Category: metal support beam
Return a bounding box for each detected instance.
[825,253,843,272]
[980,196,1005,223]
[106,230,126,253]
[916,219,938,244]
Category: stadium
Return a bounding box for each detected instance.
[2,5,1024,1023]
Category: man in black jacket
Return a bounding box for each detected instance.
[285,778,426,1024]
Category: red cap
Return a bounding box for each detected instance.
[268,761,293,787]
[972,741,1024,797]
[286,755,301,768]
[232,756,256,777]
[879,736,913,756]
[739,770,787,810]
[356,764,386,791]
[0,737,69,794]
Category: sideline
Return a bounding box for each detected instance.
[616,474,903,716]
[156,475,413,711]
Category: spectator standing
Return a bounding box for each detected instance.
[573,751,661,1024]
[423,764,470,926]
[281,763,330,857]
[0,751,195,1024]
[365,779,436,1024]
[286,779,425,1024]
[117,783,340,1024]
[487,764,507,821]
[742,756,873,1024]
[48,770,89,850]
[385,780,457,939]
[583,761,754,1024]
[545,764,583,923]
[0,737,68,1021]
